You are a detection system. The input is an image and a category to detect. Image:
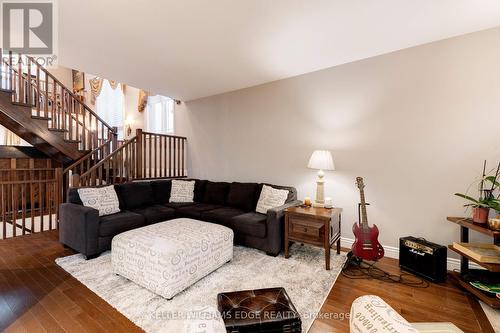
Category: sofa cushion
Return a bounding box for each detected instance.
[203,181,230,205]
[78,185,121,216]
[131,204,175,224]
[117,182,154,210]
[164,202,197,209]
[200,207,246,227]
[99,211,146,237]
[176,203,222,219]
[68,185,122,206]
[255,185,289,214]
[227,182,259,211]
[151,180,172,204]
[170,179,195,202]
[230,212,267,238]
[260,183,297,202]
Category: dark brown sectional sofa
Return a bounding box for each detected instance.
[59,179,300,259]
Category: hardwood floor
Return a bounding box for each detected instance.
[0,230,493,332]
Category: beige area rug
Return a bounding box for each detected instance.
[56,243,346,333]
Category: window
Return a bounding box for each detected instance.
[145,95,174,134]
[95,80,125,139]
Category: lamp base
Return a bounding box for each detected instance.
[313,202,324,208]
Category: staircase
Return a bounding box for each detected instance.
[0,51,116,165]
[0,51,187,228]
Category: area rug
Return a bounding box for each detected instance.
[56,243,346,333]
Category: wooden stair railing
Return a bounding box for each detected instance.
[73,129,187,187]
[0,167,62,239]
[0,51,117,153]
[62,135,116,198]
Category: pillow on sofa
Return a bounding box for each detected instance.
[117,182,153,209]
[203,181,230,205]
[77,185,120,216]
[170,180,195,202]
[227,182,259,211]
[255,185,289,214]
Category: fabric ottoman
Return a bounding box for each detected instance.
[111,218,233,299]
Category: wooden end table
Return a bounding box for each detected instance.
[284,206,342,270]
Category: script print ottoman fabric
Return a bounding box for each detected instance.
[111,218,234,299]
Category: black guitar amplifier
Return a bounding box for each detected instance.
[399,237,447,283]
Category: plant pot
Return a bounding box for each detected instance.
[472,207,490,224]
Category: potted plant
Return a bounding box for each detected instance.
[455,161,500,224]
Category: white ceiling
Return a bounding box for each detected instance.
[58,0,500,101]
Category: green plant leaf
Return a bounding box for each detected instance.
[454,193,480,204]
[485,176,500,187]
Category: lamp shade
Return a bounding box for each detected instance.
[307,150,335,171]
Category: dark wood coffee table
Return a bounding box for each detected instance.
[284,206,342,270]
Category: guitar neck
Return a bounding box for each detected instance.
[359,187,369,228]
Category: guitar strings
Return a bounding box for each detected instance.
[341,256,430,288]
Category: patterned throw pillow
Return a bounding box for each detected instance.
[255,185,289,214]
[169,180,195,203]
[77,185,120,216]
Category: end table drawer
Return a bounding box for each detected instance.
[289,217,324,240]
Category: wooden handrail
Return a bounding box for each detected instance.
[79,135,137,179]
[1,51,117,153]
[73,129,188,187]
[26,56,114,132]
[141,131,187,140]
[0,179,56,185]
[63,137,113,174]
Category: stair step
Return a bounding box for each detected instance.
[11,101,33,107]
[48,128,68,132]
[31,115,51,121]
[64,139,81,143]
[0,88,13,93]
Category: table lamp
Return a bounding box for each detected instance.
[307,150,335,207]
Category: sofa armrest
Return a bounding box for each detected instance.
[59,203,100,257]
[265,200,302,255]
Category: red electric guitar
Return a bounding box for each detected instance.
[351,177,384,261]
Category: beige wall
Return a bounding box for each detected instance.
[175,27,500,251]
[48,65,73,88]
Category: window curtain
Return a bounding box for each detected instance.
[145,95,174,134]
[90,77,123,104]
[95,80,125,139]
[138,89,149,113]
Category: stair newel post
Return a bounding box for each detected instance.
[111,127,118,154]
[44,70,48,117]
[18,54,23,104]
[136,128,143,179]
[55,167,63,225]
[93,118,98,151]
[82,106,86,151]
[26,56,31,105]
[36,64,40,116]
[8,51,13,92]
[70,172,79,188]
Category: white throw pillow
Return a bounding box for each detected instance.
[255,185,289,214]
[170,180,195,203]
[77,185,120,216]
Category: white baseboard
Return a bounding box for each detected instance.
[340,237,481,272]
